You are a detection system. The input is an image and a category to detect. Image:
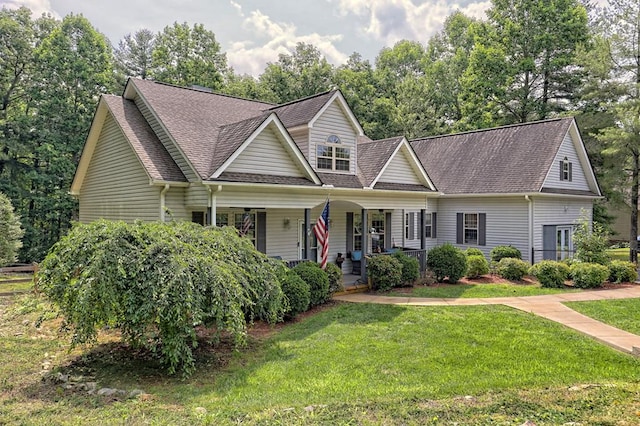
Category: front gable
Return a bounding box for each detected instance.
[541,121,601,195]
[212,114,320,184]
[374,140,436,190]
[308,94,363,175]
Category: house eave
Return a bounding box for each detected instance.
[438,191,602,199]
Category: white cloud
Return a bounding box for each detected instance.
[227,8,348,76]
[332,0,490,47]
[0,0,60,18]
[229,0,243,18]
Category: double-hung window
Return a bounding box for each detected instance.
[464,213,478,245]
[317,135,350,171]
[425,213,432,238]
[560,157,572,181]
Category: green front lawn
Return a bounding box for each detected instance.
[387,282,578,298]
[607,247,630,261]
[1,295,640,424]
[565,298,640,335]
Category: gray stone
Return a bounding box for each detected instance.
[97,388,118,396]
[84,382,97,392]
[129,389,145,398]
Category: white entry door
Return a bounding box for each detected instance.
[556,226,573,261]
[298,220,318,261]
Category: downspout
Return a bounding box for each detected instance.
[160,184,170,222]
[208,185,222,226]
[525,195,533,263]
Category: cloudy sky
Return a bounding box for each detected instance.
[2,0,607,76]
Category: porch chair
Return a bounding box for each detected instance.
[351,250,362,275]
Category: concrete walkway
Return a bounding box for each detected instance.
[334,286,640,356]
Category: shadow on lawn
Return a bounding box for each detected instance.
[18,301,406,406]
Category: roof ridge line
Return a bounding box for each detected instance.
[136,78,275,106]
[268,89,337,110]
[360,135,405,145]
[411,117,572,142]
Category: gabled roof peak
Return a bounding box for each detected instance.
[267,89,338,110]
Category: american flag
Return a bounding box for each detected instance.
[313,200,330,269]
[240,212,252,236]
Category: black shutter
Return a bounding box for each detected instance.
[409,212,415,240]
[456,213,463,244]
[568,162,573,182]
[559,160,564,180]
[256,212,267,253]
[346,212,354,254]
[478,213,486,246]
[385,212,392,249]
[432,212,437,239]
[543,225,556,260]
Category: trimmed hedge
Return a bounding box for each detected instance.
[368,255,402,291]
[280,270,310,319]
[466,255,489,278]
[427,244,467,283]
[465,248,485,257]
[393,251,420,285]
[324,262,344,293]
[496,257,530,281]
[490,245,522,263]
[529,260,570,288]
[293,262,330,307]
[608,260,637,284]
[570,262,610,289]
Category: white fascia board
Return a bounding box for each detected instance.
[70,97,109,195]
[308,91,365,136]
[439,192,602,199]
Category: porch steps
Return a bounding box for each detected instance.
[333,283,370,296]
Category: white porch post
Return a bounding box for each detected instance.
[361,208,368,283]
[304,208,311,260]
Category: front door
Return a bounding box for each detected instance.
[298,219,318,261]
[556,226,573,261]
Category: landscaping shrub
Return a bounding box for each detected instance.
[570,262,610,289]
[367,255,402,291]
[293,262,330,307]
[496,257,530,281]
[608,260,637,283]
[490,245,522,263]
[529,260,570,288]
[426,244,467,283]
[466,255,489,279]
[38,220,285,376]
[465,248,485,257]
[393,251,420,285]
[573,214,610,265]
[324,262,344,293]
[279,269,310,319]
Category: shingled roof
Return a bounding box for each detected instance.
[129,79,272,179]
[357,136,404,187]
[103,95,186,182]
[410,118,576,194]
[268,91,337,128]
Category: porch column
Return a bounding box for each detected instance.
[420,209,426,272]
[304,208,311,260]
[361,208,368,283]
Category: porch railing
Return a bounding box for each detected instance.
[371,249,428,272]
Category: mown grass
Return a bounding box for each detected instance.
[1,295,640,425]
[566,298,640,335]
[387,282,578,298]
[0,274,35,293]
[608,247,631,261]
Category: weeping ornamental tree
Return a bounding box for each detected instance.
[38,221,286,376]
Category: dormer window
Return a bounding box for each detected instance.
[317,135,350,171]
[560,157,572,181]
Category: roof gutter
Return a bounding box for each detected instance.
[438,192,602,199]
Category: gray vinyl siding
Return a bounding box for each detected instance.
[186,185,209,208]
[395,199,439,250]
[226,124,305,177]
[436,197,530,261]
[164,187,189,221]
[378,148,423,185]
[543,132,590,191]
[79,114,160,222]
[532,197,593,252]
[134,96,198,181]
[289,128,309,161]
[310,101,357,174]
